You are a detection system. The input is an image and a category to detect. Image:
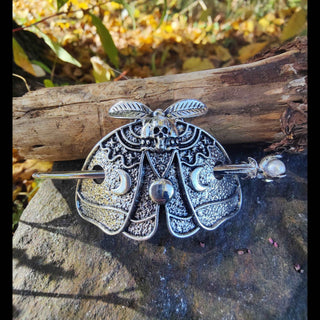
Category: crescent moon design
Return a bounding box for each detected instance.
[111,169,131,195]
[190,167,208,192]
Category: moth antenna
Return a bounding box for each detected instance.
[164,99,208,119]
[109,101,153,119]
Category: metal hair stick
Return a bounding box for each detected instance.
[33,155,286,182]
[33,170,106,180]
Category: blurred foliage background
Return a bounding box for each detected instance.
[12,0,307,231]
[13,0,307,84]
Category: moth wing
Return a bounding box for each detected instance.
[76,122,142,235]
[164,99,207,119]
[165,152,200,238]
[177,121,242,231]
[123,153,160,240]
[109,101,152,119]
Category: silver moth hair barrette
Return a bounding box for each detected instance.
[33,99,286,240]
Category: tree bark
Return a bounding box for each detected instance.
[13,37,307,161]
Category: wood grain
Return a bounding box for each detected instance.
[13,39,307,161]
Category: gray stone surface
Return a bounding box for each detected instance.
[13,147,307,319]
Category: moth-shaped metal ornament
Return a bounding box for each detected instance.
[34,99,286,240]
[73,99,284,241]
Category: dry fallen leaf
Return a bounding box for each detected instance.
[182,57,214,73]
[214,45,232,62]
[13,159,53,183]
[280,8,307,42]
[90,56,115,83]
[238,41,269,63]
[13,37,36,76]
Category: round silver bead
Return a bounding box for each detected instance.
[149,179,174,205]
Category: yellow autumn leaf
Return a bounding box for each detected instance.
[13,159,53,183]
[274,18,285,26]
[244,20,255,33]
[77,2,89,10]
[280,8,307,42]
[182,57,214,73]
[175,35,182,43]
[162,24,173,33]
[266,24,276,34]
[110,1,123,10]
[90,56,115,83]
[214,45,232,62]
[231,20,240,31]
[56,22,70,30]
[12,37,36,76]
[258,17,270,30]
[238,41,268,63]
[61,33,79,46]
[134,9,140,18]
[265,13,275,21]
[70,0,89,10]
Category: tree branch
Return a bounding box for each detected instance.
[13,37,307,161]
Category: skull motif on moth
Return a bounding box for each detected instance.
[140,109,179,152]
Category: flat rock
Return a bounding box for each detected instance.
[13,147,307,319]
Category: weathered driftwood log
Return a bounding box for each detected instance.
[13,37,307,161]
